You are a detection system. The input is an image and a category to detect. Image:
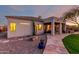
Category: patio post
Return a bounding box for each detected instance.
[59,23,62,34]
[52,20,55,35]
[64,23,66,33]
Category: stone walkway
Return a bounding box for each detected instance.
[43,34,70,54]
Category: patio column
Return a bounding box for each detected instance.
[64,23,66,33]
[51,21,55,35]
[59,23,62,34]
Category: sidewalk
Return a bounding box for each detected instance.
[43,34,70,54]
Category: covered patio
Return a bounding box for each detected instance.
[43,16,66,35]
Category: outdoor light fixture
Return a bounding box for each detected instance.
[10,22,16,32]
[20,23,30,25]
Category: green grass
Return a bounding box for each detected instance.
[63,34,79,54]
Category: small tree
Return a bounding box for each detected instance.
[63,7,79,27]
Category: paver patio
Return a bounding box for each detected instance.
[0,34,47,54]
[0,38,42,54]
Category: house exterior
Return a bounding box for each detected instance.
[5,16,66,38]
[6,16,44,38]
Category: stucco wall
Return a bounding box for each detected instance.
[7,18,33,38]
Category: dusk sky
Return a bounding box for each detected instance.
[0,5,78,25]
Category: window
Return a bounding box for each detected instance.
[35,24,43,31]
[10,22,16,32]
[38,24,43,30]
[46,24,51,31]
